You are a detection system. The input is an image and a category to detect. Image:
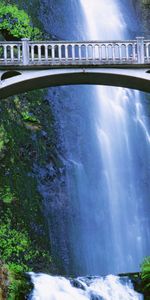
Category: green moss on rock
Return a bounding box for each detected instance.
[0,89,59,279]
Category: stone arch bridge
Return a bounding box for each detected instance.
[0,37,150,99]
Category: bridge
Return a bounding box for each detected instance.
[0,37,150,98]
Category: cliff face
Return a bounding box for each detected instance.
[0,2,84,292]
[0,3,63,299]
[0,2,63,298]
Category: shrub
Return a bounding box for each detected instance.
[0,3,42,40]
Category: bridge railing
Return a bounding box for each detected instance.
[0,37,150,66]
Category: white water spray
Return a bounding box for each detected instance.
[30,273,142,300]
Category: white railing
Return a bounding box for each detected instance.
[0,37,150,66]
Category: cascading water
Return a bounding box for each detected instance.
[29,273,142,300]
[63,0,150,275]
[30,0,150,298]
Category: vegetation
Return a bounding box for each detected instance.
[0,2,42,40]
[0,261,33,300]
[0,89,59,298]
[0,1,62,299]
[141,256,150,297]
[0,210,51,270]
[6,265,32,300]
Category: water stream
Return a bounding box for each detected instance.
[30,0,150,298]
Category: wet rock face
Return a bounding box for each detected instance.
[140,0,150,38]
[38,0,85,40]
[130,0,150,38]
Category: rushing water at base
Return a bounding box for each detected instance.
[29,273,142,300]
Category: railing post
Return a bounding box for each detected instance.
[21,38,29,65]
[136,37,144,64]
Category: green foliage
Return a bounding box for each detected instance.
[0,125,9,153]
[6,263,32,300]
[0,88,58,281]
[0,185,15,203]
[0,210,51,270]
[141,256,150,293]
[0,3,42,39]
[21,111,40,123]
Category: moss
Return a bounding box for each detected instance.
[0,88,59,277]
[0,186,15,203]
[0,262,33,300]
[0,210,50,268]
[0,1,61,289]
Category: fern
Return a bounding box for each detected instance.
[141,257,150,293]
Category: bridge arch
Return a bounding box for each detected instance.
[0,68,150,99]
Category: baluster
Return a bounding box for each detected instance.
[72,44,75,61]
[38,45,41,61]
[89,45,93,60]
[45,45,48,61]
[112,44,115,62]
[119,44,122,62]
[85,44,88,60]
[125,44,129,61]
[18,45,21,62]
[98,45,102,61]
[64,45,68,61]
[145,43,149,62]
[79,45,81,60]
[92,45,95,61]
[51,45,55,60]
[132,43,136,62]
[4,45,7,63]
[31,45,34,61]
[105,45,108,61]
[11,45,14,62]
[58,45,61,60]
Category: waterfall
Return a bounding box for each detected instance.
[29,0,149,298]
[60,0,150,275]
[38,0,150,276]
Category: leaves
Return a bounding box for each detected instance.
[0,3,42,39]
[0,186,15,203]
[141,256,150,293]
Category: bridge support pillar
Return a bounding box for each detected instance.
[21,38,29,65]
[136,37,144,64]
